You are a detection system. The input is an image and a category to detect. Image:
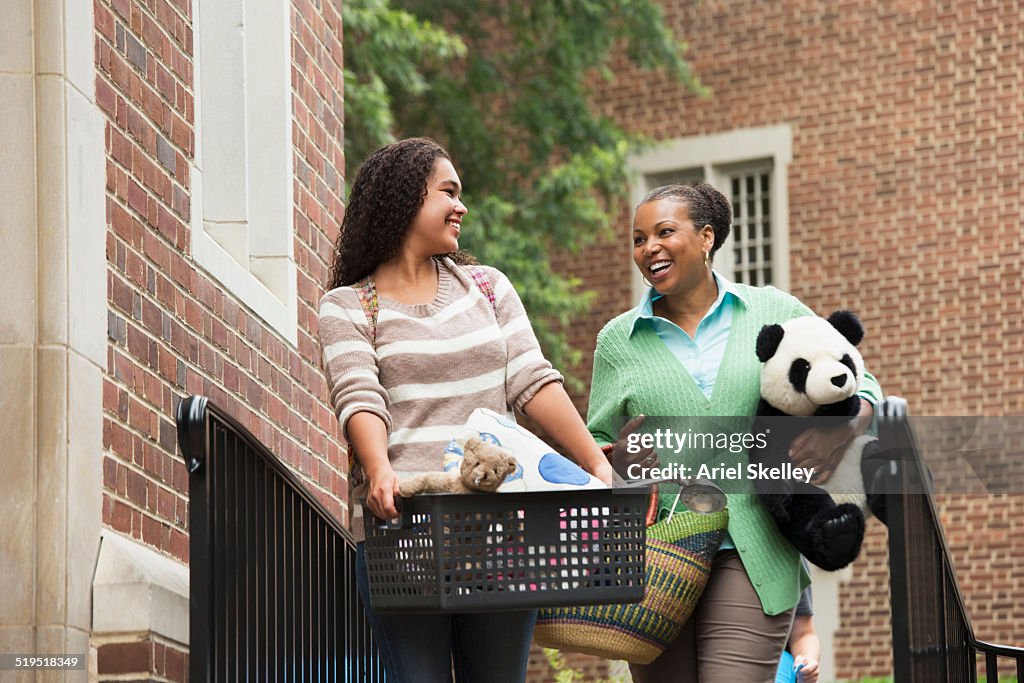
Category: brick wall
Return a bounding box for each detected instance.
[95,636,188,682]
[94,0,346,678]
[549,0,1024,679]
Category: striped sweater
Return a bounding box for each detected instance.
[318,257,562,537]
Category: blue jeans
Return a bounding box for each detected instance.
[355,543,537,683]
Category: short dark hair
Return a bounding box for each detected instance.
[639,182,733,258]
[328,137,474,288]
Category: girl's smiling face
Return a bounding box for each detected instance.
[403,158,468,257]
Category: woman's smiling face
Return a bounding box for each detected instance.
[632,198,715,295]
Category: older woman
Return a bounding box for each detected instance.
[589,183,881,681]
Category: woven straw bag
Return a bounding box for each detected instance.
[533,506,728,664]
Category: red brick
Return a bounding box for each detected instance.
[97,640,151,674]
[165,645,186,682]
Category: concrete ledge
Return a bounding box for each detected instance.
[92,531,189,645]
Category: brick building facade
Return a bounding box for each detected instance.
[2,0,1020,681]
[4,0,347,679]
[548,1,1024,679]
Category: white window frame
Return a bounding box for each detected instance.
[191,0,297,344]
[627,124,793,302]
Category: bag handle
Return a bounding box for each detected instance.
[465,265,497,311]
[602,443,660,526]
[354,276,380,345]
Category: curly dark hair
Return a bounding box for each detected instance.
[639,183,733,260]
[328,137,475,289]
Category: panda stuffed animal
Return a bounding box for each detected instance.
[750,310,886,571]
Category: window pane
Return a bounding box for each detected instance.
[724,164,774,285]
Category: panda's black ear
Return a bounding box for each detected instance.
[827,310,864,346]
[756,324,785,362]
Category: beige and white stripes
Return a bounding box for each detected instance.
[318,257,561,532]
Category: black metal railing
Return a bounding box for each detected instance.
[883,398,1024,682]
[176,395,385,682]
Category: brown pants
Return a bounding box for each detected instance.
[629,550,794,683]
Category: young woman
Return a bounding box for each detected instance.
[318,137,612,682]
[589,183,881,681]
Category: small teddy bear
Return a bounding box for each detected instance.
[399,436,519,496]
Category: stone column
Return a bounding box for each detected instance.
[0,0,106,679]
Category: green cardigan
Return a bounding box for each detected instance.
[588,284,883,615]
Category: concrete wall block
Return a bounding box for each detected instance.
[66,84,108,367]
[67,353,104,631]
[64,0,96,100]
[0,346,36,626]
[0,74,38,345]
[35,624,67,659]
[0,626,36,682]
[36,75,70,348]
[0,0,33,74]
[36,347,69,626]
[92,531,189,646]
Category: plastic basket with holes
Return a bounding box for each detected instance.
[362,489,648,613]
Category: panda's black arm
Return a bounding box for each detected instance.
[812,394,862,420]
[756,399,792,417]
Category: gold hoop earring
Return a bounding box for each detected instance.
[642,276,653,288]
[704,251,710,268]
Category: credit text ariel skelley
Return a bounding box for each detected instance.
[625,461,815,484]
[623,427,814,484]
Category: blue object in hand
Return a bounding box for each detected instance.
[775,651,797,683]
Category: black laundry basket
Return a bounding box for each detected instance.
[362,489,648,613]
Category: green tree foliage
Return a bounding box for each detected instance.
[343,0,703,377]
[542,647,629,682]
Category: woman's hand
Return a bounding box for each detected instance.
[346,412,398,518]
[364,464,401,520]
[790,398,873,484]
[794,655,819,683]
[789,423,856,484]
[607,415,660,483]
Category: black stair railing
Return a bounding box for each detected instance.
[883,398,1024,682]
[176,395,386,682]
